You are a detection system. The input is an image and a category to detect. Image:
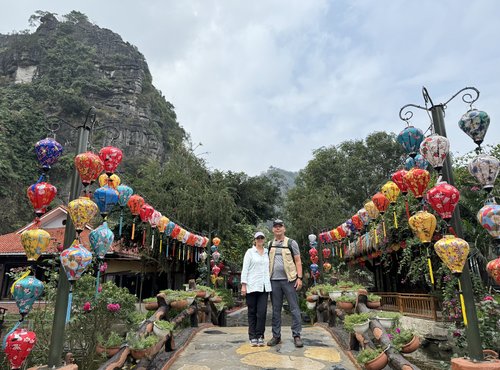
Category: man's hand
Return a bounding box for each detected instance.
[241,285,247,296]
[294,278,302,291]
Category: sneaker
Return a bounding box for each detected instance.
[267,337,281,346]
[250,339,258,347]
[294,336,303,348]
[257,337,265,347]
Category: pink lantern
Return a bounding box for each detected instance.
[99,146,123,176]
[426,182,460,221]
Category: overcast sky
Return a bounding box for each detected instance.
[2,1,499,175]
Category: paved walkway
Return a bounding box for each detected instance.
[169,325,358,370]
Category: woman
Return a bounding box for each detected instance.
[241,231,271,346]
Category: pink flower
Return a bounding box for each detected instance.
[107,303,121,312]
[387,334,393,340]
[470,186,480,191]
[99,262,108,273]
[98,285,102,293]
[83,302,92,312]
[395,328,401,334]
[483,296,494,301]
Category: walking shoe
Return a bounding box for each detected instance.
[267,337,281,346]
[257,337,265,347]
[250,339,258,347]
[294,336,303,348]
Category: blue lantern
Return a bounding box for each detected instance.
[397,126,424,158]
[93,186,119,218]
[117,185,133,208]
[34,137,63,170]
[165,221,176,236]
[405,154,428,170]
[310,263,319,273]
[458,109,490,146]
[89,222,114,259]
[12,275,44,316]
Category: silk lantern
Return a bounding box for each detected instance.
[89,222,114,260]
[67,196,98,234]
[458,109,490,147]
[213,237,221,246]
[477,203,500,240]
[434,235,469,275]
[486,258,500,284]
[405,154,429,170]
[357,208,369,225]
[392,170,408,195]
[93,186,119,219]
[98,173,121,189]
[322,248,331,259]
[99,146,123,176]
[4,329,36,370]
[468,154,500,193]
[372,192,390,237]
[127,194,144,240]
[74,152,103,187]
[381,181,400,228]
[426,182,460,221]
[309,248,318,257]
[397,126,425,158]
[21,229,51,261]
[12,274,44,316]
[419,134,450,173]
[148,210,162,249]
[27,181,57,217]
[364,201,380,220]
[212,265,221,276]
[404,168,430,199]
[35,137,63,170]
[157,216,169,253]
[351,214,363,231]
[323,262,332,272]
[117,184,133,236]
[139,203,155,247]
[409,210,437,284]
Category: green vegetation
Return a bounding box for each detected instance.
[356,347,385,364]
[127,334,159,350]
[367,294,381,302]
[343,313,371,333]
[391,328,415,351]
[97,331,123,348]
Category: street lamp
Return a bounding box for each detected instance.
[399,86,484,361]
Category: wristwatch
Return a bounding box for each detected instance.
[297,276,303,280]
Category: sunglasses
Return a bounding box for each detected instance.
[256,236,265,240]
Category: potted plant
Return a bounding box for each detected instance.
[143,297,158,311]
[127,333,159,360]
[97,331,123,357]
[374,311,400,329]
[336,295,356,311]
[153,320,175,338]
[344,313,371,334]
[306,287,319,301]
[357,347,388,370]
[392,328,420,353]
[306,300,317,310]
[195,285,215,298]
[367,294,382,309]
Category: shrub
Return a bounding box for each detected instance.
[127,334,159,350]
[143,297,157,303]
[97,331,123,348]
[391,328,415,351]
[367,294,381,302]
[336,295,356,303]
[154,320,175,332]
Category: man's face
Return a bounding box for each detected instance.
[272,223,285,238]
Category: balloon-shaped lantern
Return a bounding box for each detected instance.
[212,264,221,277]
[434,235,469,275]
[309,247,318,257]
[4,329,36,370]
[116,184,133,236]
[93,186,119,219]
[157,215,170,253]
[372,192,390,215]
[127,194,144,240]
[323,262,332,272]
[405,154,429,170]
[20,229,51,261]
[351,214,363,231]
[426,182,460,222]
[381,181,400,228]
[419,134,450,173]
[67,197,98,234]
[468,154,500,193]
[477,202,500,240]
[458,109,490,147]
[404,168,430,200]
[27,181,57,217]
[322,248,331,259]
[397,126,424,158]
[486,258,500,284]
[74,152,104,187]
[139,203,155,246]
[99,173,121,189]
[213,237,221,246]
[99,146,123,176]
[364,201,380,220]
[12,275,44,316]
[89,222,114,260]
[409,210,437,284]
[148,210,162,249]
[357,208,369,226]
[392,170,408,195]
[35,137,63,170]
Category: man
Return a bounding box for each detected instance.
[267,219,303,348]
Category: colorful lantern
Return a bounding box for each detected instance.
[171,224,181,239]
[392,170,408,195]
[477,203,500,240]
[322,248,331,259]
[213,237,221,246]
[308,234,317,243]
[157,216,169,253]
[176,228,187,242]
[419,134,450,172]
[149,210,162,228]
[372,192,390,215]
[98,173,121,189]
[311,255,319,264]
[116,184,133,237]
[468,154,500,192]
[60,241,93,281]
[310,263,319,274]
[309,248,318,257]
[404,168,430,199]
[139,203,155,223]
[405,154,429,170]
[364,201,380,219]
[74,152,104,186]
[35,137,63,170]
[27,181,57,217]
[20,229,51,261]
[165,221,176,236]
[12,275,44,316]
[397,126,424,158]
[458,109,490,146]
[381,181,400,204]
[336,225,347,239]
[323,262,332,272]
[351,214,363,231]
[357,208,369,225]
[426,182,460,221]
[212,265,221,276]
[408,211,437,244]
[99,146,123,176]
[89,222,114,259]
[486,258,500,284]
[127,194,144,240]
[67,197,98,233]
[4,329,36,369]
[93,186,119,219]
[332,228,341,241]
[434,235,470,275]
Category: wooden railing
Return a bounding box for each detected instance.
[373,292,439,320]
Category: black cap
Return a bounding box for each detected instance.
[273,219,284,226]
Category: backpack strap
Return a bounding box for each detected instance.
[269,238,296,258]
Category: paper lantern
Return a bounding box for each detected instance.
[372,192,390,215]
[397,126,424,157]
[5,329,36,369]
[149,210,162,229]
[176,228,187,242]
[309,248,318,257]
[310,263,319,274]
[468,154,500,192]
[332,229,341,241]
[181,230,190,244]
[212,237,221,246]
[322,248,331,259]
[357,208,369,225]
[139,203,154,223]
[35,137,63,170]
[336,225,347,239]
[127,195,144,215]
[99,146,123,175]
[20,229,51,261]
[60,241,93,281]
[381,181,400,204]
[426,182,460,221]
[158,216,169,233]
[486,258,500,284]
[212,265,221,276]
[392,170,408,195]
[98,173,121,189]
[311,255,319,264]
[351,214,363,231]
[434,235,470,275]
[419,134,450,172]
[458,109,490,146]
[27,182,57,217]
[165,221,176,236]
[171,224,181,239]
[364,201,380,219]
[187,233,197,246]
[93,186,119,218]
[408,211,436,244]
[74,152,103,186]
[405,154,429,170]
[117,185,134,208]
[404,168,430,199]
[323,262,332,272]
[12,275,44,316]
[477,203,500,240]
[67,196,98,232]
[308,234,317,243]
[89,222,114,259]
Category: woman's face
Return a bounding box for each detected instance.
[255,235,265,246]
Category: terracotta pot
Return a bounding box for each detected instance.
[209,296,222,303]
[367,301,381,309]
[196,290,206,298]
[96,344,105,355]
[130,348,150,360]
[401,335,420,353]
[337,301,354,310]
[170,299,188,310]
[105,346,121,357]
[483,349,499,360]
[364,351,388,370]
[145,301,158,311]
[306,295,317,302]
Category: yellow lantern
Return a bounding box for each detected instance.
[21,229,51,261]
[98,173,121,189]
[408,211,436,243]
[157,216,169,253]
[364,201,380,219]
[176,228,187,242]
[381,181,400,204]
[434,235,469,275]
[67,196,98,233]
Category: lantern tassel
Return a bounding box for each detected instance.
[95,268,101,298]
[131,220,136,240]
[66,285,73,324]
[2,319,22,349]
[458,280,468,326]
[119,209,123,237]
[159,238,163,254]
[382,219,387,238]
[151,233,155,250]
[172,241,175,258]
[427,258,435,285]
[142,227,146,247]
[393,210,398,229]
[374,225,379,245]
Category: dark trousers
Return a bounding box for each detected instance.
[246,291,268,340]
[270,279,301,338]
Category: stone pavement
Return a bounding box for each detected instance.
[168,325,359,370]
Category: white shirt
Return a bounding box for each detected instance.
[241,246,272,293]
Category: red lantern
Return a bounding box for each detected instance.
[213,237,221,246]
[487,258,500,284]
[74,152,104,186]
[5,329,36,369]
[372,192,390,215]
[127,195,144,240]
[392,170,408,195]
[404,168,430,199]
[311,255,319,264]
[309,248,318,257]
[27,182,57,217]
[99,146,123,175]
[351,215,363,231]
[336,225,346,239]
[212,265,221,276]
[426,182,460,221]
[322,248,331,259]
[139,204,155,223]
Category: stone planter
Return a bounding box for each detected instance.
[337,301,354,311]
[367,300,381,309]
[364,351,388,370]
[329,291,342,299]
[401,335,420,353]
[353,320,370,335]
[375,316,394,329]
[306,301,317,310]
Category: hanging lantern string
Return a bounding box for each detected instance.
[426,246,435,285]
[457,280,468,326]
[66,283,74,324]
